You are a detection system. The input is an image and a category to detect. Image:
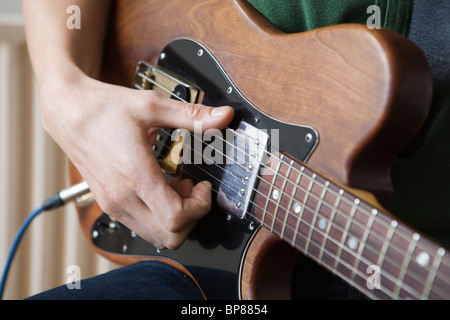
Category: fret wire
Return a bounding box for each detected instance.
[263,164,449,291]
[304,247,380,300]
[376,220,398,276]
[150,127,446,292]
[266,206,424,300]
[421,248,446,299]
[352,209,378,282]
[292,169,315,248]
[141,82,410,259]
[195,140,450,298]
[263,158,449,273]
[262,156,282,226]
[270,156,291,233]
[281,161,301,240]
[394,233,420,299]
[155,117,450,276]
[304,180,328,255]
[261,159,447,290]
[257,160,450,275]
[333,198,360,273]
[159,123,450,275]
[256,165,448,290]
[180,163,436,299]
[141,78,450,298]
[265,157,450,273]
[262,181,447,298]
[187,135,450,298]
[291,166,306,247]
[156,130,450,291]
[269,206,442,299]
[318,188,344,264]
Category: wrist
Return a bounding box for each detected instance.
[38,61,100,144]
[39,60,86,98]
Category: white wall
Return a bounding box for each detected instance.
[0,0,22,14]
[0,3,117,300]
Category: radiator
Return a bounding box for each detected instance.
[0,14,117,300]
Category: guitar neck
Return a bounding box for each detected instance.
[253,152,450,299]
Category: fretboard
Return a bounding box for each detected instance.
[253,152,450,299]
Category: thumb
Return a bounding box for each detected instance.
[183,180,213,216]
[143,91,234,131]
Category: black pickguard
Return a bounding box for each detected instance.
[91,39,318,299]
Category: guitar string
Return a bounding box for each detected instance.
[136,78,450,289]
[155,129,448,299]
[179,171,401,300]
[157,124,450,280]
[138,77,450,284]
[166,146,427,300]
[135,77,449,268]
[137,77,450,278]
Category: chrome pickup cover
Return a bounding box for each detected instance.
[216,121,270,220]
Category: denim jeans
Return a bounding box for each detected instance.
[27,261,206,300]
[27,257,363,300]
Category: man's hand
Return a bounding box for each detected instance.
[23,0,234,249]
[43,73,233,250]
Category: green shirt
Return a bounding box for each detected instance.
[247,0,413,35]
[248,0,450,247]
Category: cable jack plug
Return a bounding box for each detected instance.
[42,181,91,211]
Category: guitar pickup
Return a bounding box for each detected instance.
[134,60,201,103]
[216,121,270,220]
[133,61,201,175]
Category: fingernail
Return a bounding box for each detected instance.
[201,181,212,189]
[211,106,230,117]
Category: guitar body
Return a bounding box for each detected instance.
[70,0,434,299]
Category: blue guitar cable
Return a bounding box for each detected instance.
[0,181,90,299]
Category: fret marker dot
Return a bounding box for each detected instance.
[272,189,280,200]
[416,252,430,267]
[293,203,301,214]
[318,218,327,230]
[348,237,358,250]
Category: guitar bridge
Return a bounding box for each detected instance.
[134,60,201,103]
[133,61,201,175]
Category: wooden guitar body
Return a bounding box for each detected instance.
[69,0,439,299]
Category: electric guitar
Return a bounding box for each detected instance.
[69,0,450,299]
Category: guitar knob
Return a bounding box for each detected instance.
[171,84,190,102]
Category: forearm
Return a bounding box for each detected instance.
[22,0,234,250]
[23,0,111,90]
